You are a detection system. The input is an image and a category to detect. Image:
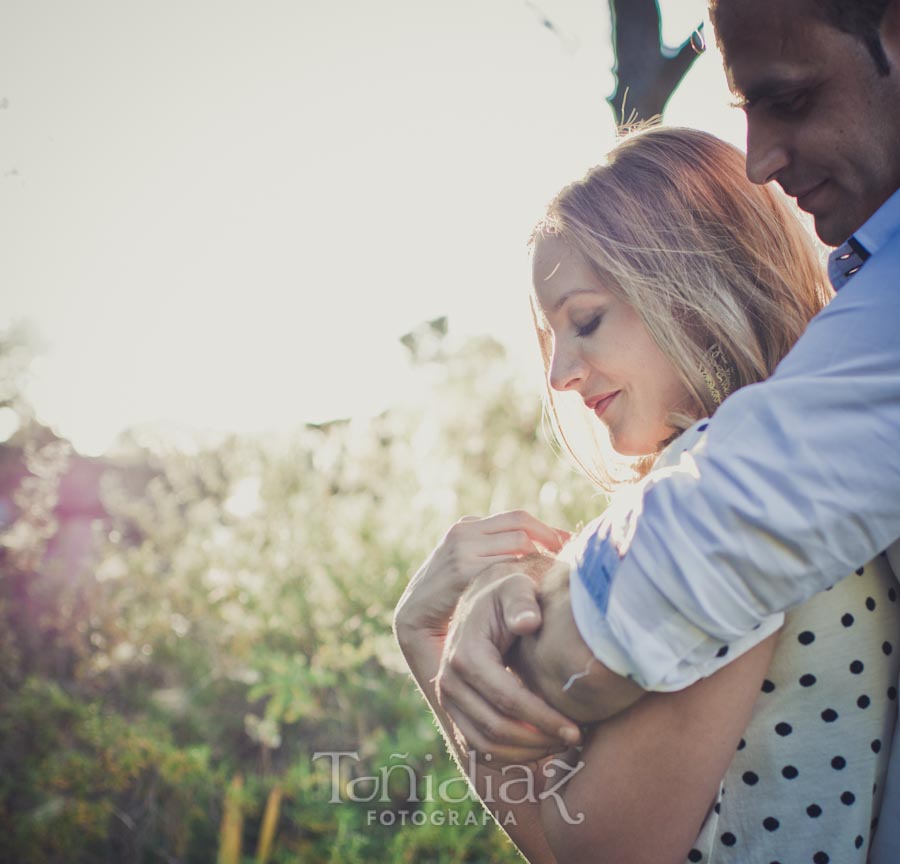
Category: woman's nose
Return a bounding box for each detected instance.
[548,346,586,392]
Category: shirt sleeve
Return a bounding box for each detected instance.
[570,241,900,691]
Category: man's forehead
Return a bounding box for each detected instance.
[714,0,812,55]
[714,0,819,94]
[712,0,811,32]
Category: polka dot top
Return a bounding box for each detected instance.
[683,553,900,863]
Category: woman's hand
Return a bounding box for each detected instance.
[435,561,583,765]
[393,510,569,649]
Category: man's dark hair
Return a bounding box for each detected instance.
[820,0,893,75]
[709,0,894,75]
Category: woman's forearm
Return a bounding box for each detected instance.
[398,616,775,864]
[538,635,777,864]
[397,630,559,863]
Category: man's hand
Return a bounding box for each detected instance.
[436,556,647,764]
[435,557,583,765]
[513,563,644,724]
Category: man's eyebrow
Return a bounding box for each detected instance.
[735,74,809,108]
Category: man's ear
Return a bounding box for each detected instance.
[883,0,900,57]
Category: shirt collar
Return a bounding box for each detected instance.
[828,185,900,290]
[855,185,900,257]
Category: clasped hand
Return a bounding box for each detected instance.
[393,509,584,765]
[436,558,585,765]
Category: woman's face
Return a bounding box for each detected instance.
[532,233,691,456]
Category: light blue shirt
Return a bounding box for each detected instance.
[568,186,900,859]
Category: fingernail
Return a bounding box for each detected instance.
[513,610,538,626]
[559,726,580,745]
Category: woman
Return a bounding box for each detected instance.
[394,127,900,863]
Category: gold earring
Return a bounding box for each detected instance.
[700,344,734,407]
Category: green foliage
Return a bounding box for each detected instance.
[0,678,215,864]
[0,329,599,862]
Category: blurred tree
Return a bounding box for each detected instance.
[525,0,704,124]
[607,0,705,124]
[0,325,599,862]
[4,7,712,855]
[0,322,36,423]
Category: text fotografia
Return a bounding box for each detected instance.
[312,750,586,826]
[369,809,496,827]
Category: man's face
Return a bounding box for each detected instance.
[714,0,900,245]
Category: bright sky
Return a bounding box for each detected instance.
[1,0,744,455]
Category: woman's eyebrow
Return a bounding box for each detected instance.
[553,289,597,313]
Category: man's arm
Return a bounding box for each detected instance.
[510,561,643,724]
[438,248,900,738]
[435,555,645,756]
[435,556,780,863]
[570,245,900,689]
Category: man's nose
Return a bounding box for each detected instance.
[745,118,790,186]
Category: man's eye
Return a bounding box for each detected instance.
[574,315,601,337]
[772,92,808,116]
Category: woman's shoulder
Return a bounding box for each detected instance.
[652,419,710,471]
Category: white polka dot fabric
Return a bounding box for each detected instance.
[684,554,900,863]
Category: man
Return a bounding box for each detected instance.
[431,0,900,858]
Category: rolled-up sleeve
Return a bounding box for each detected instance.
[570,241,900,690]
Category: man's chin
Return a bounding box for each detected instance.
[812,210,856,248]
[811,192,884,248]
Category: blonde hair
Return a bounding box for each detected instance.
[532,126,832,490]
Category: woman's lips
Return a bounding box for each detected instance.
[586,391,619,419]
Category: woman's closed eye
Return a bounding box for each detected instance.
[574,314,602,338]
